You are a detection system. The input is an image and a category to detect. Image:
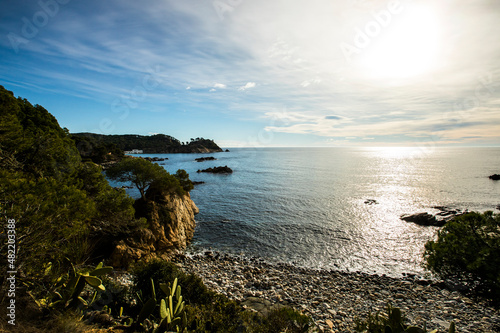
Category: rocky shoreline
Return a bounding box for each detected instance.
[172,251,500,333]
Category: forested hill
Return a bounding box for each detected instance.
[72,132,223,154]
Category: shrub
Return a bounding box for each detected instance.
[132,260,213,307]
[355,304,455,333]
[424,211,500,299]
[249,307,313,333]
[131,260,314,332]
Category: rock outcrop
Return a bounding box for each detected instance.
[110,187,199,268]
[401,212,441,226]
[401,207,467,227]
[197,166,233,174]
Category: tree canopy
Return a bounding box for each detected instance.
[106,157,193,201]
[424,211,500,299]
[0,85,141,277]
[72,132,222,153]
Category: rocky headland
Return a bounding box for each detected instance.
[110,186,199,269]
[172,252,500,333]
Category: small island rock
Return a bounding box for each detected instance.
[401,212,442,226]
[195,156,217,162]
[197,166,233,174]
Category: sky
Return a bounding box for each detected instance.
[1,0,500,148]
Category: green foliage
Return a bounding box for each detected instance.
[424,211,500,298]
[0,87,80,180]
[106,157,188,200]
[355,304,454,333]
[132,260,213,306]
[1,169,95,272]
[157,278,187,332]
[174,169,194,193]
[132,260,313,333]
[71,134,124,164]
[246,307,313,333]
[72,132,222,154]
[36,262,112,311]
[0,85,142,297]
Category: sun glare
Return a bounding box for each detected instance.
[359,5,441,80]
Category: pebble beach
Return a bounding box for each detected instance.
[173,251,500,333]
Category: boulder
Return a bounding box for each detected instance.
[489,174,500,180]
[401,212,443,226]
[401,207,467,227]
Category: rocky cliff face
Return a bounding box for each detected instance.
[110,191,199,268]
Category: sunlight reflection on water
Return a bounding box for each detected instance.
[119,147,500,277]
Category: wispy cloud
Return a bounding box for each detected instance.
[0,0,499,145]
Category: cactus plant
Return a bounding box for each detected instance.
[155,278,186,333]
[47,262,113,310]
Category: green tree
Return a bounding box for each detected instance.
[106,158,187,200]
[0,85,140,278]
[424,211,500,298]
[174,169,194,193]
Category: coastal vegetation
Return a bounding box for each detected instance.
[425,211,500,301]
[72,132,223,154]
[0,86,311,332]
[1,85,498,332]
[106,157,191,200]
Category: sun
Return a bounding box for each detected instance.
[359,4,441,80]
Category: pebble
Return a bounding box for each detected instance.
[172,252,500,333]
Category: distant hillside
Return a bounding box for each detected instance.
[72,132,223,154]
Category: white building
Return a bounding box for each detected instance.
[124,149,143,154]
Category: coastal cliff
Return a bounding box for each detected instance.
[110,188,199,268]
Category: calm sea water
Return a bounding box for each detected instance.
[125,147,500,277]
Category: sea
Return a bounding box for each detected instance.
[119,147,500,277]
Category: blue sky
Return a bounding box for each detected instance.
[1,0,499,147]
